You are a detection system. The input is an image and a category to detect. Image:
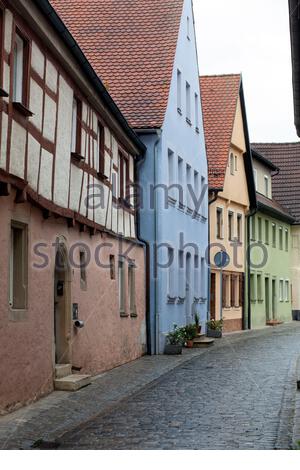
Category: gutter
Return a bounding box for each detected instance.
[35,0,146,156]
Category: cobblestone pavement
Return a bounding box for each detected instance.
[59,323,300,450]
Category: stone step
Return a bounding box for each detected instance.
[193,337,214,348]
[55,364,72,379]
[54,374,91,391]
[195,333,205,339]
[266,319,283,326]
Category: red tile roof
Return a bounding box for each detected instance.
[200,74,241,188]
[51,0,184,129]
[252,143,300,223]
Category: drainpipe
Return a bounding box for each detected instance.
[153,132,161,355]
[246,206,257,330]
[135,129,161,355]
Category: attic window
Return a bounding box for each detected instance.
[187,16,190,40]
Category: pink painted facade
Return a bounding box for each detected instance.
[0,0,146,414]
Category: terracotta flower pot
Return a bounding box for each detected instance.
[186,339,194,348]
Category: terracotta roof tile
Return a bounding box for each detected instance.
[200,74,241,188]
[252,142,300,223]
[51,0,184,129]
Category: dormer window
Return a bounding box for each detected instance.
[187,16,190,40]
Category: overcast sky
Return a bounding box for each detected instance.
[194,0,298,143]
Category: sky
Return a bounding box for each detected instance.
[193,0,298,143]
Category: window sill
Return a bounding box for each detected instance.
[195,126,200,134]
[9,308,28,322]
[12,102,33,117]
[0,88,8,97]
[130,312,138,318]
[71,152,84,163]
[177,107,182,116]
[97,171,109,182]
[186,117,192,126]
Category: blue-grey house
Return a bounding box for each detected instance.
[53,0,209,354]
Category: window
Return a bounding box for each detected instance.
[216,207,223,239]
[128,262,136,316]
[285,229,289,251]
[228,211,234,241]
[194,171,199,213]
[222,274,231,308]
[13,31,29,106]
[264,176,269,197]
[230,153,234,175]
[178,250,185,297]
[119,152,129,201]
[186,82,191,123]
[187,16,190,40]
[257,274,262,301]
[168,247,175,296]
[177,69,182,112]
[235,155,238,171]
[201,257,205,298]
[79,250,87,289]
[279,279,284,302]
[279,226,283,250]
[201,176,206,216]
[253,168,258,188]
[250,273,256,302]
[272,223,276,247]
[118,258,126,315]
[258,217,262,242]
[71,96,82,155]
[237,214,242,242]
[251,216,256,240]
[285,280,289,302]
[186,164,192,209]
[168,149,174,185]
[109,255,115,280]
[97,122,105,175]
[231,275,239,307]
[194,255,200,297]
[178,157,184,208]
[265,220,269,244]
[195,93,199,130]
[10,222,28,309]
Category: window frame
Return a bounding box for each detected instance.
[12,27,31,114]
[97,121,105,177]
[71,95,82,158]
[216,207,224,239]
[9,220,28,311]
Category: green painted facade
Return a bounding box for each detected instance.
[249,211,292,328]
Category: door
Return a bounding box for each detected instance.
[272,279,276,320]
[185,253,192,323]
[54,245,71,364]
[265,277,270,322]
[210,273,216,319]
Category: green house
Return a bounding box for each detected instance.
[249,149,295,328]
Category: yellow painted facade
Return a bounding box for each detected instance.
[209,97,250,332]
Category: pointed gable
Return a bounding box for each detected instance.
[200,74,241,189]
[51,0,184,129]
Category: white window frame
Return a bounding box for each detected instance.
[13,33,25,103]
[264,175,269,197]
[279,279,284,302]
[186,81,191,122]
[177,69,182,112]
[285,280,289,302]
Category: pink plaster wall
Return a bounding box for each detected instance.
[0,192,146,414]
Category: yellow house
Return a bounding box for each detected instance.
[200,74,256,332]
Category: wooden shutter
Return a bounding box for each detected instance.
[222,274,226,308]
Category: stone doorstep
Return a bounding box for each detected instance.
[193,337,214,348]
[266,320,284,326]
[54,375,91,392]
[55,364,72,379]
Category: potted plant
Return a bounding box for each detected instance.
[164,324,185,354]
[206,319,223,338]
[194,312,201,334]
[183,324,197,348]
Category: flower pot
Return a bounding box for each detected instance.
[164,344,182,355]
[196,325,202,334]
[207,328,222,338]
[186,339,194,348]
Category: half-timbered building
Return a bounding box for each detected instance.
[0,0,146,413]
